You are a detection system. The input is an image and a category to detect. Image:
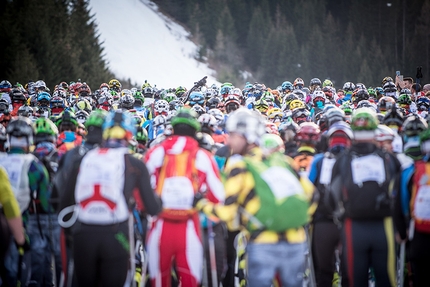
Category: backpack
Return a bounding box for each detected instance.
[0,154,35,213]
[411,160,430,233]
[336,149,397,220]
[243,152,309,232]
[156,147,199,220]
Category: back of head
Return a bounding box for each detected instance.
[171,107,201,137]
[102,110,136,145]
[7,116,35,148]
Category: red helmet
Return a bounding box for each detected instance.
[296,122,321,143]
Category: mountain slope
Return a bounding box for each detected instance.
[89,0,219,89]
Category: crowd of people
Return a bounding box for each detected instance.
[0,75,430,287]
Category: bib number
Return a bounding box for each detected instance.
[351,155,385,185]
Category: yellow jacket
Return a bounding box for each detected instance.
[199,147,317,244]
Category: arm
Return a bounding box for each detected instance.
[0,168,25,245]
[195,149,225,204]
[127,155,162,216]
[28,159,52,213]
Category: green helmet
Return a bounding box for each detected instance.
[350,108,379,131]
[55,110,78,128]
[260,133,285,156]
[85,109,107,129]
[322,79,333,88]
[135,126,148,142]
[34,117,58,136]
[171,107,201,131]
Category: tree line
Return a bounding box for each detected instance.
[153,0,430,88]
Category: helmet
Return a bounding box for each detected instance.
[37,91,51,104]
[260,133,284,155]
[52,87,67,99]
[375,124,395,142]
[229,88,242,99]
[154,100,169,116]
[189,91,205,106]
[401,115,428,137]
[397,93,412,106]
[296,122,321,143]
[225,95,241,113]
[163,92,177,103]
[75,99,92,113]
[152,115,167,128]
[85,109,107,129]
[17,105,34,118]
[135,126,148,143]
[34,117,58,143]
[100,83,109,91]
[382,76,394,86]
[399,88,412,96]
[10,88,26,103]
[75,110,90,124]
[0,80,12,91]
[312,90,326,105]
[352,89,369,104]
[377,96,396,112]
[356,100,377,111]
[208,108,225,127]
[171,107,201,131]
[55,110,78,131]
[355,83,366,90]
[220,83,233,95]
[383,106,404,127]
[292,108,310,125]
[143,86,154,98]
[325,107,345,128]
[267,108,284,122]
[6,117,35,146]
[198,114,217,132]
[343,82,355,92]
[327,121,353,139]
[108,79,122,92]
[197,132,215,152]
[190,104,206,116]
[281,81,293,92]
[350,108,379,131]
[293,78,304,88]
[226,108,265,144]
[103,110,136,140]
[322,79,333,88]
[309,78,322,89]
[265,121,279,135]
[417,97,430,111]
[78,84,91,96]
[120,95,135,109]
[204,88,218,100]
[289,99,305,110]
[383,81,397,93]
[207,97,221,110]
[50,96,65,109]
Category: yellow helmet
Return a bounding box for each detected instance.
[289,99,305,110]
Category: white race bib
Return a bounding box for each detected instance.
[161,176,194,209]
[415,185,430,220]
[351,155,385,185]
[319,158,336,185]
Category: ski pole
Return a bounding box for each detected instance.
[207,218,218,287]
[305,226,317,287]
[398,242,405,287]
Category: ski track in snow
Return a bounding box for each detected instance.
[89,0,219,89]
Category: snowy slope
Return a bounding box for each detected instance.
[88,0,219,89]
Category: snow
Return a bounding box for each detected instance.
[88,0,219,89]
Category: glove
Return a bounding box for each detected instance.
[192,192,208,211]
[15,234,30,255]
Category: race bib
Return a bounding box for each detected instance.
[319,158,336,185]
[415,185,430,220]
[261,167,303,200]
[351,155,385,185]
[161,176,194,209]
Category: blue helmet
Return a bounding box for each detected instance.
[103,110,136,140]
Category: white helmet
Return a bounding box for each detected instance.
[375,124,395,142]
[226,108,266,144]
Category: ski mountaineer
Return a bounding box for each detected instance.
[58,110,162,287]
[0,167,27,285]
[330,108,401,287]
[194,108,317,287]
[52,109,107,286]
[144,107,225,287]
[0,117,50,287]
[308,121,353,287]
[394,127,430,286]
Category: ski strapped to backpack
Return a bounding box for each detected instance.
[242,154,310,233]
